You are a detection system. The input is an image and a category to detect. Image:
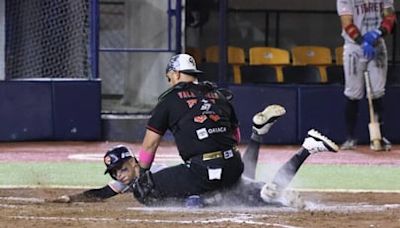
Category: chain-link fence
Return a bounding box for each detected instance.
[6,0,92,79]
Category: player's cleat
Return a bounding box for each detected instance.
[302,129,339,154]
[185,195,204,208]
[260,182,281,203]
[340,139,357,150]
[382,137,392,151]
[252,104,286,135]
[371,137,392,151]
[260,183,305,209]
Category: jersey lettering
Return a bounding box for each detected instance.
[355,2,383,15]
[200,102,211,111]
[186,99,197,108]
[207,127,227,134]
[177,90,196,99]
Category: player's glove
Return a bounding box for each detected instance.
[363,29,382,46]
[362,41,375,61]
[132,170,156,204]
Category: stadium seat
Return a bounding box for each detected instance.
[197,62,234,83]
[185,47,203,65]
[240,65,278,84]
[335,46,344,66]
[387,65,400,86]
[326,65,344,84]
[248,47,290,82]
[282,65,322,84]
[291,46,333,83]
[205,45,246,84]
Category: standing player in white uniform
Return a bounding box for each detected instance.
[337,0,396,150]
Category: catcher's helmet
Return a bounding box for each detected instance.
[165,54,203,75]
[103,145,135,175]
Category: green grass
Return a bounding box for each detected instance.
[1,162,400,191]
[256,163,400,191]
[0,162,108,187]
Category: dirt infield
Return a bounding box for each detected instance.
[1,142,400,227]
[1,188,400,227]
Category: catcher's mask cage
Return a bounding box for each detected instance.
[103,145,137,177]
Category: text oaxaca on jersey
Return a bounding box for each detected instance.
[207,127,227,134]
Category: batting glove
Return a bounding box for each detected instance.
[363,29,382,46]
[362,41,375,61]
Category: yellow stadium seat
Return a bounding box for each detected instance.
[205,45,245,84]
[291,46,333,83]
[248,47,290,82]
[335,46,344,66]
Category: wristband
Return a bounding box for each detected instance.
[138,148,155,167]
[380,14,396,35]
[345,24,363,45]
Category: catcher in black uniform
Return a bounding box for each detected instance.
[53,54,339,207]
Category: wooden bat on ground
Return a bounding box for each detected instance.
[364,70,383,151]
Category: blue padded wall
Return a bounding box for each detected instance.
[297,85,365,143]
[52,80,101,140]
[381,87,400,143]
[229,84,298,144]
[298,85,400,144]
[0,80,101,141]
[0,81,53,140]
[230,84,400,145]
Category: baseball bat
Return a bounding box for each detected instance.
[364,70,383,151]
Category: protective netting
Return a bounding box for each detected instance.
[5,0,92,79]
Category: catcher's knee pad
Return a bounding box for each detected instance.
[132,170,158,204]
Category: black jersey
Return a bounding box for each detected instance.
[147,81,239,161]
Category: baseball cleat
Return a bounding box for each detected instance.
[260,183,305,209]
[185,195,204,208]
[340,139,357,150]
[260,182,281,203]
[252,104,286,135]
[370,137,391,151]
[303,129,339,154]
[382,137,392,151]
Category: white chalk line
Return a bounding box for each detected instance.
[8,215,300,228]
[0,196,44,203]
[2,195,400,213]
[0,203,22,208]
[0,185,97,189]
